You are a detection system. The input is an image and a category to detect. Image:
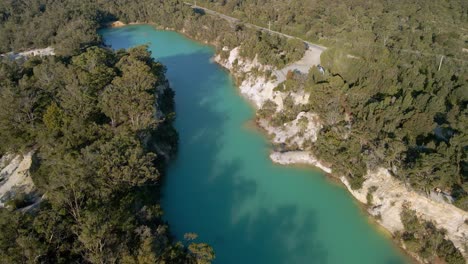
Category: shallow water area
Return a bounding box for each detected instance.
[100,24,409,264]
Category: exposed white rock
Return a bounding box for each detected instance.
[18,47,55,57]
[0,154,14,170]
[0,152,36,208]
[216,47,277,108]
[274,46,322,83]
[216,45,468,258]
[429,190,454,204]
[270,151,332,174]
[341,168,468,257]
[216,45,323,110]
[238,76,279,108]
[1,47,55,60]
[259,112,322,149]
[291,90,310,105]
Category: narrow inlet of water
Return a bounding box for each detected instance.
[100,24,409,264]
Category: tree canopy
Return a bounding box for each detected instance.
[0,45,213,263]
[1,0,466,262]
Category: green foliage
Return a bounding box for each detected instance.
[399,206,465,264]
[4,193,36,210]
[366,186,378,205]
[91,135,159,194]
[196,0,467,60]
[257,99,277,119]
[1,0,466,262]
[188,243,216,264]
[0,0,102,56]
[183,1,467,213]
[239,31,305,67]
[0,0,306,68]
[0,209,48,263]
[0,46,212,263]
[285,37,467,207]
[43,102,65,134]
[100,46,159,131]
[437,239,466,264]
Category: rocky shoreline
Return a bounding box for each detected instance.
[3,22,466,261]
[214,46,468,260]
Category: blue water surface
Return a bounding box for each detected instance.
[100,25,409,264]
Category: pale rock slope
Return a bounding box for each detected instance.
[259,112,321,149]
[1,47,55,60]
[0,152,36,208]
[342,169,468,256]
[215,45,468,258]
[217,45,324,152]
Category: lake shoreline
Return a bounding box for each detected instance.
[105,22,418,262]
[210,45,466,263]
[235,75,422,264]
[103,22,465,264]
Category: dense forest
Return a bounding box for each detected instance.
[0,0,219,260]
[195,0,467,58]
[235,0,467,210]
[0,45,214,263]
[0,0,467,263]
[0,0,305,67]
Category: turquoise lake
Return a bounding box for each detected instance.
[101,25,409,264]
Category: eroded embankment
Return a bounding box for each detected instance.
[0,47,54,210]
[214,46,468,259]
[0,152,39,209]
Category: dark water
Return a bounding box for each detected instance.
[101,25,408,264]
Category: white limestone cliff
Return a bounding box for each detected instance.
[215,46,468,258]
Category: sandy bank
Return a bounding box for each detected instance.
[109,21,126,27]
[270,151,332,174]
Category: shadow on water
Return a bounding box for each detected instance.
[100,25,407,264]
[156,51,328,264]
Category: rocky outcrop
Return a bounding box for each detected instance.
[259,112,321,149]
[110,21,126,27]
[1,47,55,60]
[220,47,278,108]
[270,151,332,174]
[216,46,324,151]
[215,46,468,259]
[342,169,468,257]
[0,152,38,209]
